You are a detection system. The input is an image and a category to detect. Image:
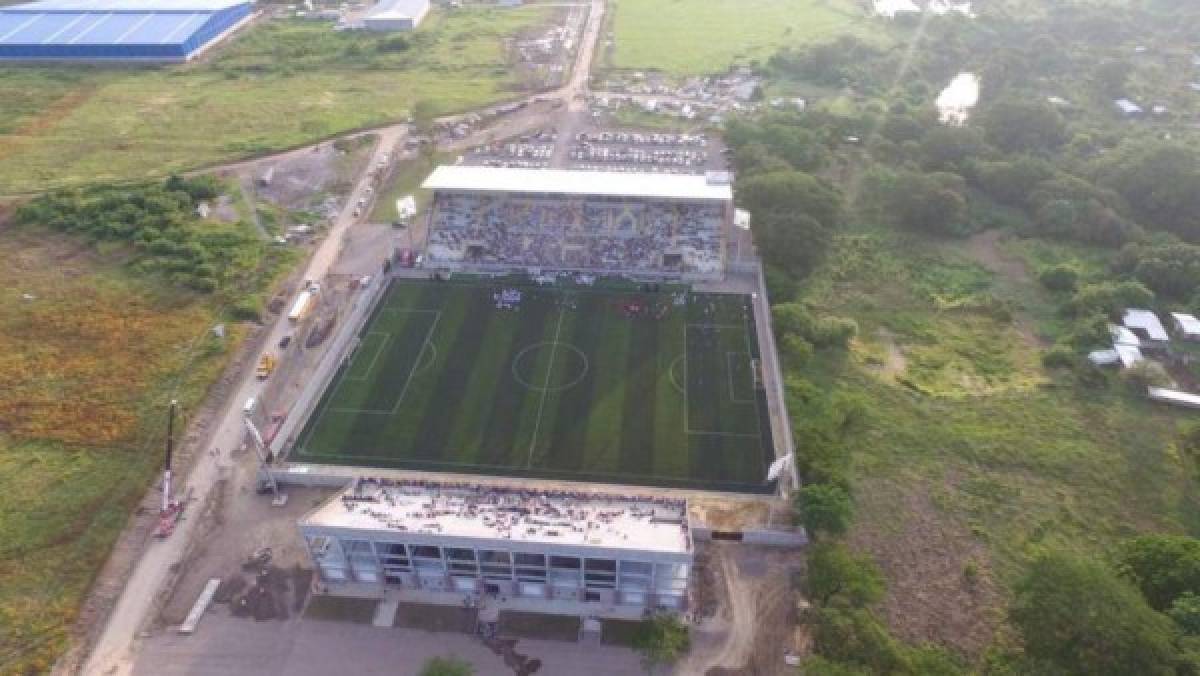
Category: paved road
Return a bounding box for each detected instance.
[81,129,406,676]
[81,1,611,670]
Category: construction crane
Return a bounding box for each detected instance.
[154,400,185,538]
[244,416,287,507]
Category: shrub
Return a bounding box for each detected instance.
[1038,263,1080,292]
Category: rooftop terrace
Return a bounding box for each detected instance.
[302,478,692,555]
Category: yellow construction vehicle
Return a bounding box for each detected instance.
[255,353,276,380]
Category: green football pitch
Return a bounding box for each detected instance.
[291,278,775,492]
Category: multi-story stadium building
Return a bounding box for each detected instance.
[300,479,693,616]
[0,0,253,61]
[421,166,733,281]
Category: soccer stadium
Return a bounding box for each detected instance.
[291,278,775,493]
[421,166,731,280]
[281,166,783,497]
[0,0,253,61]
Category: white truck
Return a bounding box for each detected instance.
[287,284,319,323]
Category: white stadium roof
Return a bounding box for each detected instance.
[422,166,733,202]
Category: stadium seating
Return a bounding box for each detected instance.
[426,193,723,275]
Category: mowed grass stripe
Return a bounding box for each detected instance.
[478,291,555,468]
[543,294,601,472]
[513,295,567,467]
[374,284,470,460]
[580,305,633,473]
[618,317,658,478]
[445,290,522,463]
[344,289,443,457]
[409,287,495,461]
[653,330,688,479]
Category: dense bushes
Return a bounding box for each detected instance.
[16,177,264,295]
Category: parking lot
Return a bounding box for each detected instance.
[462,124,727,174]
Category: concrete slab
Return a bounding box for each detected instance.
[372,599,397,628]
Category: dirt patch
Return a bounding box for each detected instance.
[0,86,97,162]
[689,498,774,531]
[846,476,1003,660]
[680,543,801,676]
[874,327,908,378]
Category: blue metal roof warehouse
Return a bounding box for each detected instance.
[0,0,254,61]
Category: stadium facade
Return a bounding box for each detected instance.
[0,0,254,62]
[421,166,734,281]
[301,479,693,615]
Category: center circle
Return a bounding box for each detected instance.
[512,341,589,392]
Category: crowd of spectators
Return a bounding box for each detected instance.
[426,192,724,275]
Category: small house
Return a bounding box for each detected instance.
[1114,98,1144,117]
[1171,313,1200,342]
[1122,308,1170,350]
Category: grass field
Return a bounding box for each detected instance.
[0,228,240,674]
[0,7,552,193]
[789,226,1200,655]
[292,279,774,492]
[606,0,874,75]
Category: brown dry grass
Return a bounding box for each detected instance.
[0,231,211,446]
[847,475,1003,659]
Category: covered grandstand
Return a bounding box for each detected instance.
[0,0,254,61]
[421,166,733,280]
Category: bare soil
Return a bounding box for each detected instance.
[680,542,802,676]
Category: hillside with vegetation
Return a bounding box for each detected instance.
[727,0,1200,672]
[0,177,291,674]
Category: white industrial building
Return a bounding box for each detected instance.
[300,479,693,616]
[363,0,428,31]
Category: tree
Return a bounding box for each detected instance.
[738,171,842,277]
[1117,535,1200,611]
[795,483,853,538]
[978,98,1069,154]
[1099,144,1200,241]
[1011,552,1179,676]
[1037,263,1080,292]
[918,125,987,172]
[874,170,968,236]
[419,656,474,676]
[411,99,439,137]
[1066,280,1153,318]
[809,606,907,673]
[1170,593,1200,635]
[974,157,1055,209]
[805,541,884,608]
[632,614,690,671]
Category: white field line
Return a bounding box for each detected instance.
[525,307,567,468]
[725,351,755,404]
[329,310,441,415]
[344,331,392,382]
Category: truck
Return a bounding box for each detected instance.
[255,353,276,380]
[287,288,317,323]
